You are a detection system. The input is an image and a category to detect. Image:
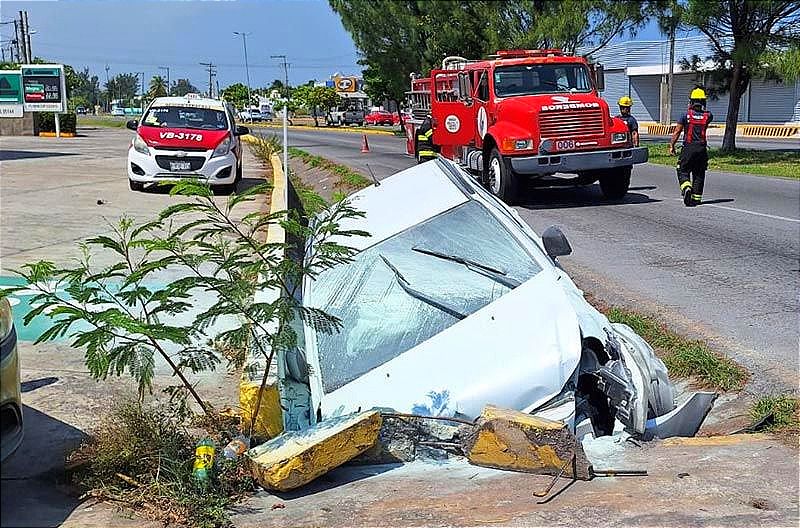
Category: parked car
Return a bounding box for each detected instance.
[292,158,714,440]
[327,105,365,126]
[110,108,125,117]
[1,298,22,462]
[75,106,88,115]
[239,109,263,122]
[365,110,395,126]
[126,94,249,194]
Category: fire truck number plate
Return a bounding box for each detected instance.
[555,139,575,151]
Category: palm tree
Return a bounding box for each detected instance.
[148,75,168,98]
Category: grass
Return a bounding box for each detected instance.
[76,116,128,128]
[749,395,800,435]
[645,142,800,179]
[288,147,373,192]
[68,398,255,528]
[606,307,748,392]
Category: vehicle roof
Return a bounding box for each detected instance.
[329,160,470,251]
[149,96,226,110]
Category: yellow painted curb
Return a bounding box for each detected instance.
[245,122,396,136]
[247,410,382,491]
[662,433,772,447]
[237,152,288,439]
[38,132,76,137]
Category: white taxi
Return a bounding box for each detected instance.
[126,95,249,194]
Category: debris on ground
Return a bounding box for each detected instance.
[247,410,382,491]
[459,405,592,480]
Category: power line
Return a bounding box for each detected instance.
[199,61,217,97]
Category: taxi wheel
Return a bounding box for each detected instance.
[129,180,144,192]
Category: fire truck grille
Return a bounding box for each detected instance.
[538,108,605,138]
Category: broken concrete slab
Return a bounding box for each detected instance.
[239,379,284,440]
[247,410,382,492]
[461,404,592,480]
[350,415,462,464]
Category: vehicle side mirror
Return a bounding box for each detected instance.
[593,63,605,92]
[457,72,473,105]
[234,125,250,136]
[125,119,138,131]
[542,225,572,259]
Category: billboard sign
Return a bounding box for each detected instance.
[21,64,66,112]
[334,76,359,93]
[0,70,24,118]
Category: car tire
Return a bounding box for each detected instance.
[129,180,144,192]
[486,148,519,204]
[599,167,631,200]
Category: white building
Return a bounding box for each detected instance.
[585,36,800,124]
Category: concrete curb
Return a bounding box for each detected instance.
[244,122,396,136]
[238,152,288,439]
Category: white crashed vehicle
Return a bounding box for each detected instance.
[294,158,713,439]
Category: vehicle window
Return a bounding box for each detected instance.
[307,201,542,394]
[474,71,489,101]
[140,106,228,130]
[494,64,593,97]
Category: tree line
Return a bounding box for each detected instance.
[330,0,800,151]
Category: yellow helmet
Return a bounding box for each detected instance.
[618,96,633,107]
[690,88,707,100]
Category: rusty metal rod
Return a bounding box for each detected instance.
[533,455,574,498]
[380,412,475,426]
[591,469,648,477]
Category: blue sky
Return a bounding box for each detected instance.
[2,1,677,91]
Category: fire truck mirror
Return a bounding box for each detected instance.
[457,72,473,104]
[593,63,605,92]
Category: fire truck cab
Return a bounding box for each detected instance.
[405,50,648,203]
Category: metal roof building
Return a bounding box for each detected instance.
[583,36,800,124]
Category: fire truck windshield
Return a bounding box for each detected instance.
[493,64,593,97]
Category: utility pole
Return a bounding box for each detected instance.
[271,54,290,174]
[200,62,216,98]
[138,71,145,111]
[234,31,253,120]
[15,16,26,64]
[23,10,32,62]
[159,66,170,95]
[105,64,111,112]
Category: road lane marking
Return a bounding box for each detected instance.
[671,199,800,223]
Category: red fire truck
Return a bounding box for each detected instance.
[404,50,648,203]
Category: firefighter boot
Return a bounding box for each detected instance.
[680,180,694,207]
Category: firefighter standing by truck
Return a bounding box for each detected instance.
[669,88,713,207]
[616,96,640,146]
[415,114,439,163]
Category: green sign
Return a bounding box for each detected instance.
[0,70,23,104]
[21,67,61,77]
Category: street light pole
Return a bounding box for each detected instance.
[271,54,289,175]
[234,32,253,122]
[159,66,170,95]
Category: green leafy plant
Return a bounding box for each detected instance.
[1,180,367,434]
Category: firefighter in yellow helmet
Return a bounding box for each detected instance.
[669,88,713,206]
[415,114,440,163]
[616,96,639,146]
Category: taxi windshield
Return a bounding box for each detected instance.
[494,64,593,97]
[141,106,228,130]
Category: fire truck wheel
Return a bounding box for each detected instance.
[599,167,631,200]
[486,148,518,204]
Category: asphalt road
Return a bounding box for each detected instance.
[256,127,800,392]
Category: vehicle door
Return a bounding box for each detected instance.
[430,69,477,146]
[472,69,490,149]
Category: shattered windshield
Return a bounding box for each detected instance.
[307,200,542,393]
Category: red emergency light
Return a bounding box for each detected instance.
[495,49,566,58]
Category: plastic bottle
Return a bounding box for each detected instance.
[222,435,250,460]
[192,438,215,483]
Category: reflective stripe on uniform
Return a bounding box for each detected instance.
[418,150,437,158]
[417,135,428,141]
[424,129,433,138]
[680,181,692,191]
[691,194,702,200]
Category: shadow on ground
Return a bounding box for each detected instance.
[1,405,88,528]
[517,183,661,210]
[0,150,79,162]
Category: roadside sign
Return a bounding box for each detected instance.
[0,70,24,118]
[21,64,66,112]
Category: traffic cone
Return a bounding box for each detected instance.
[361,134,370,153]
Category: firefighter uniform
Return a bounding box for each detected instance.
[416,116,439,162]
[616,96,639,146]
[671,88,713,207]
